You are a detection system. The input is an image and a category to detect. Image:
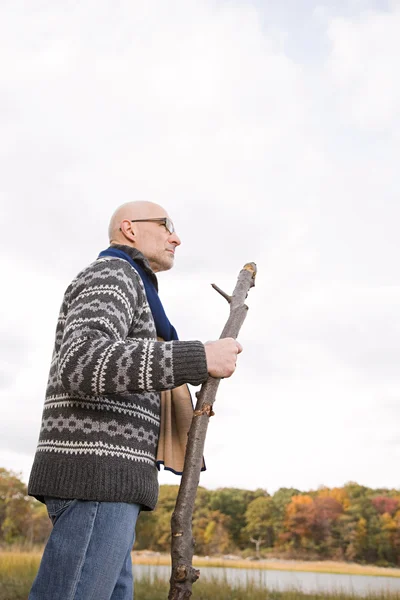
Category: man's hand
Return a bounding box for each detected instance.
[204,338,243,379]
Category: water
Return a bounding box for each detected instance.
[132,564,400,596]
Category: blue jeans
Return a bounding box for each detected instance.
[29,498,141,600]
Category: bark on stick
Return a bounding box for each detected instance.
[168,263,257,600]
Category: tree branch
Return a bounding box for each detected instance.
[211,283,232,303]
[168,262,257,599]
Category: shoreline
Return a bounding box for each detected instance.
[132,552,400,578]
[2,549,400,579]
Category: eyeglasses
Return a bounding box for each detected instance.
[130,217,175,234]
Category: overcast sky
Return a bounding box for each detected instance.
[1,0,399,495]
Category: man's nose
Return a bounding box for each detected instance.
[169,232,181,246]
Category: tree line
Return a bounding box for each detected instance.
[1,468,399,566]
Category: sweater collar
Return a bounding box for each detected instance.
[109,244,158,291]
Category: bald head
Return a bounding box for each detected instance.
[108,201,168,243]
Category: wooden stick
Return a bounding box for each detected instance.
[168,262,257,599]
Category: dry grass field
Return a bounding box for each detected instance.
[1,550,400,600]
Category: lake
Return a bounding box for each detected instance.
[133,564,400,597]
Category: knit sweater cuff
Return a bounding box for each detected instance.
[172,341,208,387]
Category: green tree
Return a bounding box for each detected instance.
[136,485,180,552]
[244,496,275,558]
[272,487,300,541]
[0,468,31,544]
[353,517,368,561]
[209,488,265,549]
[30,501,52,544]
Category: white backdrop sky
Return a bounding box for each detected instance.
[1,0,399,495]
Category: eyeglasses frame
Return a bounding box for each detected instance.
[129,217,175,234]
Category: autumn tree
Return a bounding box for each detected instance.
[284,495,316,550]
[376,512,398,565]
[318,487,350,510]
[372,496,399,517]
[312,495,343,555]
[202,510,232,555]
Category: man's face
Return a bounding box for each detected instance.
[131,214,181,273]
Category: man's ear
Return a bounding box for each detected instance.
[120,219,135,240]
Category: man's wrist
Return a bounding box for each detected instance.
[171,341,208,387]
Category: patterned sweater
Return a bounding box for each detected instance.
[28,245,208,510]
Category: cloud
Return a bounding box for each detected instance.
[0,0,399,494]
[326,4,400,131]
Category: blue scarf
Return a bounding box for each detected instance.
[98,247,178,341]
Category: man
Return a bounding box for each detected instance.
[28,201,242,600]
